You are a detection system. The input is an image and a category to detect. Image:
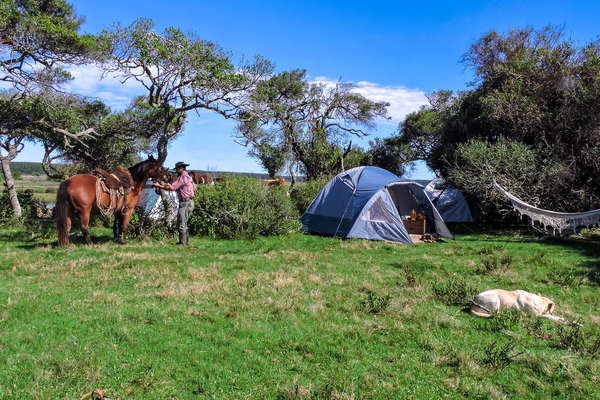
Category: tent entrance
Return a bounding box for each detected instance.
[387,182,436,234]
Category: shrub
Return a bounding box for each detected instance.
[550,268,583,288]
[556,324,587,353]
[432,274,477,306]
[0,189,34,222]
[127,208,177,240]
[289,178,329,215]
[359,290,391,314]
[480,340,523,370]
[486,308,522,331]
[189,177,301,239]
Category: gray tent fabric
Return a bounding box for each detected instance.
[137,187,179,222]
[424,178,473,223]
[301,166,453,243]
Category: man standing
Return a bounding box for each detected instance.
[153,161,195,245]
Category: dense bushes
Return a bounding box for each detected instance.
[0,189,34,222]
[189,177,300,239]
[289,177,329,215]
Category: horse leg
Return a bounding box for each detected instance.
[80,210,93,245]
[116,213,132,244]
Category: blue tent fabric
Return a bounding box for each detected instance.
[424,178,473,223]
[301,166,453,243]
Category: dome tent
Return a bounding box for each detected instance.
[424,178,473,223]
[301,166,453,244]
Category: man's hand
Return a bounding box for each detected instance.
[153,182,162,189]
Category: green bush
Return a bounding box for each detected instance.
[289,178,329,215]
[432,274,477,306]
[359,290,392,314]
[189,177,301,239]
[127,208,177,240]
[0,189,34,222]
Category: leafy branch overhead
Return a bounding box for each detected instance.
[0,0,105,93]
[100,18,273,162]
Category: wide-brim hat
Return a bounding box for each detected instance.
[174,161,190,169]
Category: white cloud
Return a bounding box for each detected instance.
[60,64,146,110]
[311,77,428,123]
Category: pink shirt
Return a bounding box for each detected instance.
[170,172,195,201]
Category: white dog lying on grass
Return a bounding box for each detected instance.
[470,289,581,326]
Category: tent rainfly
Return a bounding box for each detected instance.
[301,166,453,244]
[424,178,473,223]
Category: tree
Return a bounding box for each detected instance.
[36,93,151,179]
[237,69,389,180]
[101,18,273,164]
[0,0,101,217]
[0,93,39,217]
[368,136,407,177]
[390,27,600,212]
[0,0,101,92]
[248,142,288,179]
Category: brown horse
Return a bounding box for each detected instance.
[55,156,164,246]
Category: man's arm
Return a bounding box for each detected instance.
[153,182,173,191]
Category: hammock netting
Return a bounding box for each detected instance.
[493,180,600,236]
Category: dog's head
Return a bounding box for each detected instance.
[538,293,555,314]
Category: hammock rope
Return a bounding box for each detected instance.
[493,180,600,236]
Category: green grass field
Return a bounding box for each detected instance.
[1,225,599,399]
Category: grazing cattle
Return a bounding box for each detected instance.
[263,177,286,187]
[193,171,214,185]
[263,177,289,196]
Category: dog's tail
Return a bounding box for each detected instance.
[470,301,493,318]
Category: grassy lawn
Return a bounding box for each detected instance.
[0,225,599,399]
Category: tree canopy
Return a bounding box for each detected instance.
[0,0,102,93]
[390,26,600,212]
[237,69,389,180]
[101,18,273,163]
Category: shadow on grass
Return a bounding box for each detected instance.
[456,223,600,285]
[0,219,116,249]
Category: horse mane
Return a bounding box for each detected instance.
[128,157,158,184]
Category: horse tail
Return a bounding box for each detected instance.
[56,180,72,247]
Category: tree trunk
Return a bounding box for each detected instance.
[1,158,22,218]
[288,161,297,189]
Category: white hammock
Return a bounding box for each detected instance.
[493,180,600,236]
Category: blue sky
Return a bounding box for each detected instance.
[16,1,600,178]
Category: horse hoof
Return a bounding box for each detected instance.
[116,239,126,245]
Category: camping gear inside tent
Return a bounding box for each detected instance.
[301,166,453,244]
[425,178,473,223]
[136,186,179,222]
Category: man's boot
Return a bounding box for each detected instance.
[183,231,189,246]
[177,231,185,245]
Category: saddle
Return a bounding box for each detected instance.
[92,167,134,216]
[92,167,133,193]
